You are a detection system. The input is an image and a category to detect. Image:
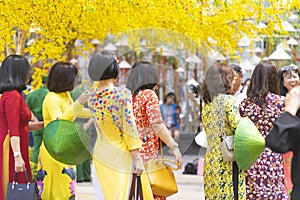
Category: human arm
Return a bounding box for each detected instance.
[5,92,25,172]
[151,123,182,168]
[28,121,44,131]
[46,92,90,121]
[83,118,94,131]
[145,90,182,168]
[187,92,200,109]
[266,86,300,153]
[122,89,142,151]
[225,96,241,132]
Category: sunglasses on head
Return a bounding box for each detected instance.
[281,64,298,72]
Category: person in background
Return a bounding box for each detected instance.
[160,92,180,142]
[126,61,183,200]
[266,86,300,200]
[25,76,48,167]
[200,63,245,199]
[229,63,247,106]
[239,61,288,199]
[242,78,251,92]
[39,62,91,200]
[0,55,43,200]
[277,64,299,194]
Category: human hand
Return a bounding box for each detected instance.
[78,92,87,105]
[14,156,25,172]
[131,149,144,176]
[83,122,90,131]
[29,121,44,131]
[285,86,300,116]
[132,156,144,176]
[172,147,182,169]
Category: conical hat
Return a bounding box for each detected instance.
[234,117,265,170]
[43,119,91,165]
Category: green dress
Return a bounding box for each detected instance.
[25,86,49,164]
[202,94,246,199]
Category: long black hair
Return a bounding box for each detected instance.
[0,55,31,93]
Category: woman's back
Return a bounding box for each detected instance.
[239,92,287,199]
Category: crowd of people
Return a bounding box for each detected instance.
[0,52,299,200]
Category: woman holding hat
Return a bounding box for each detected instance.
[86,53,153,199]
[39,62,91,200]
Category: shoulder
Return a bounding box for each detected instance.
[44,92,60,101]
[267,93,285,104]
[115,87,132,97]
[142,89,157,98]
[2,90,23,101]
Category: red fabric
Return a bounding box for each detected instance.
[0,90,32,200]
[132,89,166,200]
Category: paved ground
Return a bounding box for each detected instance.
[76,155,204,200]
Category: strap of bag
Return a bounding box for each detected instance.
[13,170,31,183]
[233,161,239,200]
[137,92,164,158]
[129,174,137,200]
[155,159,180,170]
[136,176,144,200]
[128,174,144,200]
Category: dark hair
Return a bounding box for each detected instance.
[47,62,78,92]
[247,61,279,105]
[200,63,234,104]
[88,52,119,81]
[278,67,299,96]
[0,55,31,93]
[163,92,177,103]
[126,61,158,94]
[229,63,243,76]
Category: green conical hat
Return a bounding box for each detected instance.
[234,117,265,170]
[43,119,91,165]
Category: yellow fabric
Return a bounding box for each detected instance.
[39,91,91,200]
[202,94,246,199]
[88,87,154,200]
[2,134,9,199]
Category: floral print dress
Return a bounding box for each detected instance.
[132,89,166,200]
[239,92,288,200]
[202,94,246,200]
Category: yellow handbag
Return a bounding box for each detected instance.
[144,155,179,197]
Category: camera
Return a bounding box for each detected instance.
[189,84,201,98]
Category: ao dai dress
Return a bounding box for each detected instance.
[87,87,153,200]
[40,91,90,200]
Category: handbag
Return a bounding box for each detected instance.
[144,148,179,197]
[137,93,179,197]
[128,173,144,200]
[220,135,235,162]
[6,171,39,200]
[195,130,207,148]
